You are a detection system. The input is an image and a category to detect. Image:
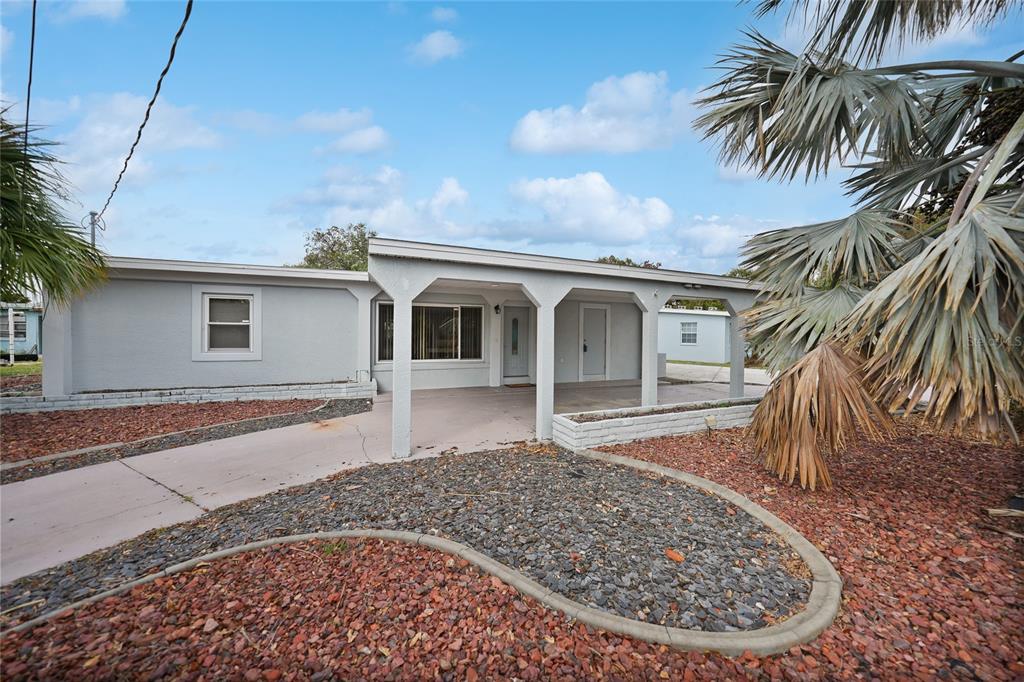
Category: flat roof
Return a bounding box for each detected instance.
[106,256,370,282]
[369,238,758,292]
[659,307,729,316]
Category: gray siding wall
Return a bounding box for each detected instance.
[71,279,360,392]
[657,311,730,364]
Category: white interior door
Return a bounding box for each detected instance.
[503,306,529,377]
[580,305,608,380]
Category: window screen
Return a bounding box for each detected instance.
[0,311,27,340]
[206,296,252,351]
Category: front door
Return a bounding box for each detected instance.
[581,305,608,380]
[503,306,530,377]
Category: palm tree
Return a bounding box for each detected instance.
[1,114,106,306]
[695,0,1024,489]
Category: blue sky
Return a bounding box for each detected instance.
[1,1,1020,273]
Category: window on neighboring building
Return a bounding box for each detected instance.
[680,321,698,345]
[377,303,484,362]
[205,295,253,351]
[0,311,27,340]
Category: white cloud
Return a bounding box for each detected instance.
[53,0,126,22]
[295,107,373,133]
[508,172,673,244]
[286,166,473,239]
[510,71,693,154]
[60,92,220,194]
[409,30,464,64]
[1,25,13,58]
[431,6,458,22]
[326,125,391,154]
[676,214,778,261]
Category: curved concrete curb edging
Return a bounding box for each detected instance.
[3,456,840,655]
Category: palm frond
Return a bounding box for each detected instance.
[754,0,1023,65]
[745,284,866,372]
[839,191,1024,439]
[694,32,923,182]
[0,114,106,306]
[741,209,904,295]
[747,341,895,490]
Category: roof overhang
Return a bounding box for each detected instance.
[105,256,370,284]
[369,238,758,292]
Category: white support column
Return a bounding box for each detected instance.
[640,307,660,406]
[535,302,556,440]
[42,298,73,397]
[352,285,380,383]
[481,294,503,388]
[391,295,414,458]
[729,313,746,399]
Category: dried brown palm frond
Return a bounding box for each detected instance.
[747,342,895,490]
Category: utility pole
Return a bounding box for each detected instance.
[89,211,100,247]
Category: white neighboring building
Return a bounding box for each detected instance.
[658,308,731,364]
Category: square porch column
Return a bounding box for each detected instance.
[535,303,555,440]
[391,296,414,458]
[729,314,745,399]
[640,308,660,407]
[352,286,380,383]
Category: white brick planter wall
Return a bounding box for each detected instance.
[1,380,377,414]
[552,398,760,450]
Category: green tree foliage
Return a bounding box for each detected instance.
[594,255,727,310]
[0,114,105,305]
[696,0,1024,488]
[296,223,377,271]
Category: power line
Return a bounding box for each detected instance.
[96,0,194,220]
[23,0,37,154]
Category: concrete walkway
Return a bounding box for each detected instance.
[1,381,765,584]
[665,362,772,385]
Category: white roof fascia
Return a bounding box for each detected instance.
[369,238,758,291]
[105,256,370,283]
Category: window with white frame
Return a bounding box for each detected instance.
[377,302,483,362]
[192,285,262,361]
[680,321,698,345]
[0,311,27,340]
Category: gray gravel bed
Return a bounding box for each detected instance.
[0,448,810,631]
[1,399,372,484]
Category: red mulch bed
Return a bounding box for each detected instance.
[1,539,745,681]
[1,400,322,462]
[604,427,1024,679]
[1,430,1020,680]
[0,375,40,390]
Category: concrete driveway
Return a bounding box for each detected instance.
[1,380,764,584]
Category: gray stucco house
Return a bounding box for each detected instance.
[41,238,758,458]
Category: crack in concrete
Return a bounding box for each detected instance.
[352,423,370,461]
[118,460,209,513]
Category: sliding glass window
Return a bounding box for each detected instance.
[377,303,483,362]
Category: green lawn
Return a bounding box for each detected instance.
[0,361,42,377]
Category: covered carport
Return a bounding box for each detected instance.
[367,238,758,458]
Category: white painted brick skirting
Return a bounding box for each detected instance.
[0,380,377,414]
[552,398,759,449]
